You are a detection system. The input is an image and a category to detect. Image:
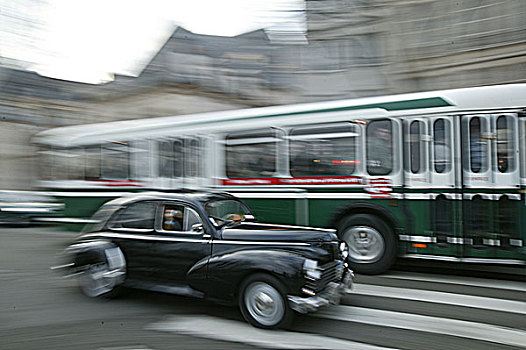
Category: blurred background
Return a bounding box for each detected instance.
[2,3,526,349]
[1,0,525,190]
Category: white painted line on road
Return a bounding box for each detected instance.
[379,272,526,292]
[313,305,526,349]
[147,315,399,350]
[353,283,526,315]
[98,346,155,350]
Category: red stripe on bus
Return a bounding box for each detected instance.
[222,176,364,186]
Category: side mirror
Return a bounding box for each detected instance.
[191,223,204,233]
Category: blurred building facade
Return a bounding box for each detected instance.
[0,0,525,189]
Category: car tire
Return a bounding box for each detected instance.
[239,273,293,329]
[338,213,397,275]
[78,248,126,299]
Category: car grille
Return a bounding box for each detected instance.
[318,241,340,262]
[304,260,344,293]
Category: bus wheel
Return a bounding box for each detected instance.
[338,214,396,274]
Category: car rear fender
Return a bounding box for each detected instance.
[60,240,121,274]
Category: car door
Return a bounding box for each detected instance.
[106,201,159,281]
[151,201,212,283]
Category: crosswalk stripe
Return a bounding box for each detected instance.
[147,315,399,350]
[379,272,526,292]
[313,305,526,348]
[353,283,526,315]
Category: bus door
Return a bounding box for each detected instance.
[403,116,459,257]
[461,114,521,260]
[183,137,203,189]
[157,139,184,190]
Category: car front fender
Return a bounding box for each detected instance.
[194,249,307,302]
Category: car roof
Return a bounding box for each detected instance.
[104,191,239,207]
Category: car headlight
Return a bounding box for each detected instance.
[303,259,321,280]
[339,241,349,259]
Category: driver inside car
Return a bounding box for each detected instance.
[163,208,183,231]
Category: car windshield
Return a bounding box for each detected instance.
[204,199,252,226]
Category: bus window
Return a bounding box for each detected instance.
[159,140,173,178]
[433,119,451,173]
[173,140,183,178]
[185,139,200,178]
[469,117,486,173]
[289,123,358,177]
[367,120,393,175]
[409,121,422,174]
[226,130,279,178]
[101,143,129,179]
[496,115,514,173]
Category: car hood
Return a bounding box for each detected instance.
[220,222,337,242]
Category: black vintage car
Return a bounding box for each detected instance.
[55,192,353,329]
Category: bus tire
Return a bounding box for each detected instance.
[338,214,396,275]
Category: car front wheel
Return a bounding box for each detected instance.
[239,273,292,329]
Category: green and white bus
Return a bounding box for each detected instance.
[33,84,526,273]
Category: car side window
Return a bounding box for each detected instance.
[162,205,184,231]
[162,204,203,232]
[111,202,156,230]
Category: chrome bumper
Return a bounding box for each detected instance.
[287,269,354,314]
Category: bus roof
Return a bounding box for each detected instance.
[34,84,526,147]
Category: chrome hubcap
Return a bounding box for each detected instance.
[344,226,385,263]
[244,282,284,326]
[80,263,113,297]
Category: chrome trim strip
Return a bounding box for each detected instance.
[402,254,458,261]
[461,258,526,265]
[399,235,437,243]
[213,240,310,246]
[482,239,501,246]
[402,254,526,265]
[84,232,208,243]
[447,237,464,244]
[84,232,309,246]
[510,239,523,247]
[242,222,335,233]
[504,194,521,200]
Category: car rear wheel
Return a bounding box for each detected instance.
[78,248,126,299]
[239,273,292,329]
